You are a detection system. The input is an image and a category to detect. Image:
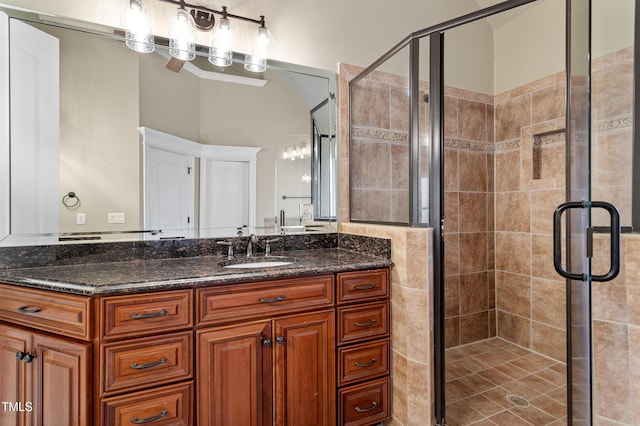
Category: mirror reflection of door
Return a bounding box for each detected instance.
[144,147,194,239]
[7,15,59,238]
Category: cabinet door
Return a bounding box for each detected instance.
[197,320,272,426]
[0,325,29,426]
[274,310,336,426]
[31,334,91,426]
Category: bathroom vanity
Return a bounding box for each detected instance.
[0,235,391,426]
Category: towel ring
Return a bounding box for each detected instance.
[62,192,80,208]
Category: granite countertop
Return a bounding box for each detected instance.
[0,248,392,296]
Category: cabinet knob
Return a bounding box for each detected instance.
[276,336,285,345]
[15,351,26,361]
[263,339,272,347]
[22,353,36,364]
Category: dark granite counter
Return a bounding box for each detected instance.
[0,235,392,296]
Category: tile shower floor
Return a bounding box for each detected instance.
[445,337,567,425]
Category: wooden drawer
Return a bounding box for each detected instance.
[102,381,193,426]
[337,301,389,345]
[0,283,91,340]
[339,377,390,426]
[101,331,193,395]
[100,289,192,339]
[197,275,334,326]
[338,339,390,386]
[337,269,389,305]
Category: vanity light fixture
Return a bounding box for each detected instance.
[120,0,155,53]
[282,142,311,161]
[122,0,274,71]
[209,6,233,67]
[244,17,274,73]
[168,1,197,61]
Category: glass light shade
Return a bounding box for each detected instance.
[169,7,197,61]
[244,26,274,72]
[208,17,233,67]
[120,0,154,53]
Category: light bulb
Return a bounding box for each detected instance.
[244,24,274,72]
[121,0,154,53]
[209,15,233,67]
[169,7,197,61]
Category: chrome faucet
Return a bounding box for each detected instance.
[247,234,259,257]
[217,240,234,259]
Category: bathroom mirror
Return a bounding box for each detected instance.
[0,8,337,246]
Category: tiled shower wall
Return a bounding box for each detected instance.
[443,88,496,348]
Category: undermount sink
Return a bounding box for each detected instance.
[220,256,295,269]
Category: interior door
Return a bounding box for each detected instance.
[144,146,194,238]
[200,159,250,237]
[9,17,59,237]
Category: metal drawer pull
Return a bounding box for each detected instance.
[17,306,41,314]
[354,319,377,327]
[15,351,35,363]
[259,295,287,303]
[354,284,376,290]
[355,401,378,413]
[130,357,167,369]
[130,309,168,319]
[355,358,377,368]
[130,409,168,424]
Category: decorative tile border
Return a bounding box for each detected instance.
[444,138,495,152]
[597,114,632,133]
[494,139,522,152]
[351,126,408,142]
[533,131,565,148]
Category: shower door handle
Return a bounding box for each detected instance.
[553,200,620,282]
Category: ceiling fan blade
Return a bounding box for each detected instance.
[165,56,185,73]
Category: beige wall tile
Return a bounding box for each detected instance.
[459,151,487,192]
[497,310,531,347]
[351,78,390,128]
[495,232,531,276]
[459,271,489,315]
[530,190,564,234]
[531,322,566,363]
[459,192,488,232]
[593,320,632,424]
[496,94,531,141]
[532,83,565,123]
[496,271,531,317]
[459,99,488,141]
[460,232,488,273]
[531,277,565,329]
[460,311,489,344]
[626,237,640,326]
[495,150,521,192]
[495,191,531,232]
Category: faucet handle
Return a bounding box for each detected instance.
[216,240,234,259]
[265,238,280,256]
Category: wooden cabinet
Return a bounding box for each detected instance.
[0,266,390,425]
[196,277,336,426]
[0,323,91,426]
[336,269,391,426]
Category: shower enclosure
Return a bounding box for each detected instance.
[349,0,634,424]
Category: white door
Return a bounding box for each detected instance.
[200,160,249,237]
[9,18,59,236]
[144,146,194,238]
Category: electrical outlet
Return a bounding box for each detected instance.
[108,212,125,224]
[76,213,86,225]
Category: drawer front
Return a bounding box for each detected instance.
[337,269,389,305]
[339,377,390,426]
[102,381,193,426]
[197,275,334,326]
[338,339,390,386]
[0,283,91,340]
[101,290,192,339]
[102,331,193,395]
[337,301,389,345]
